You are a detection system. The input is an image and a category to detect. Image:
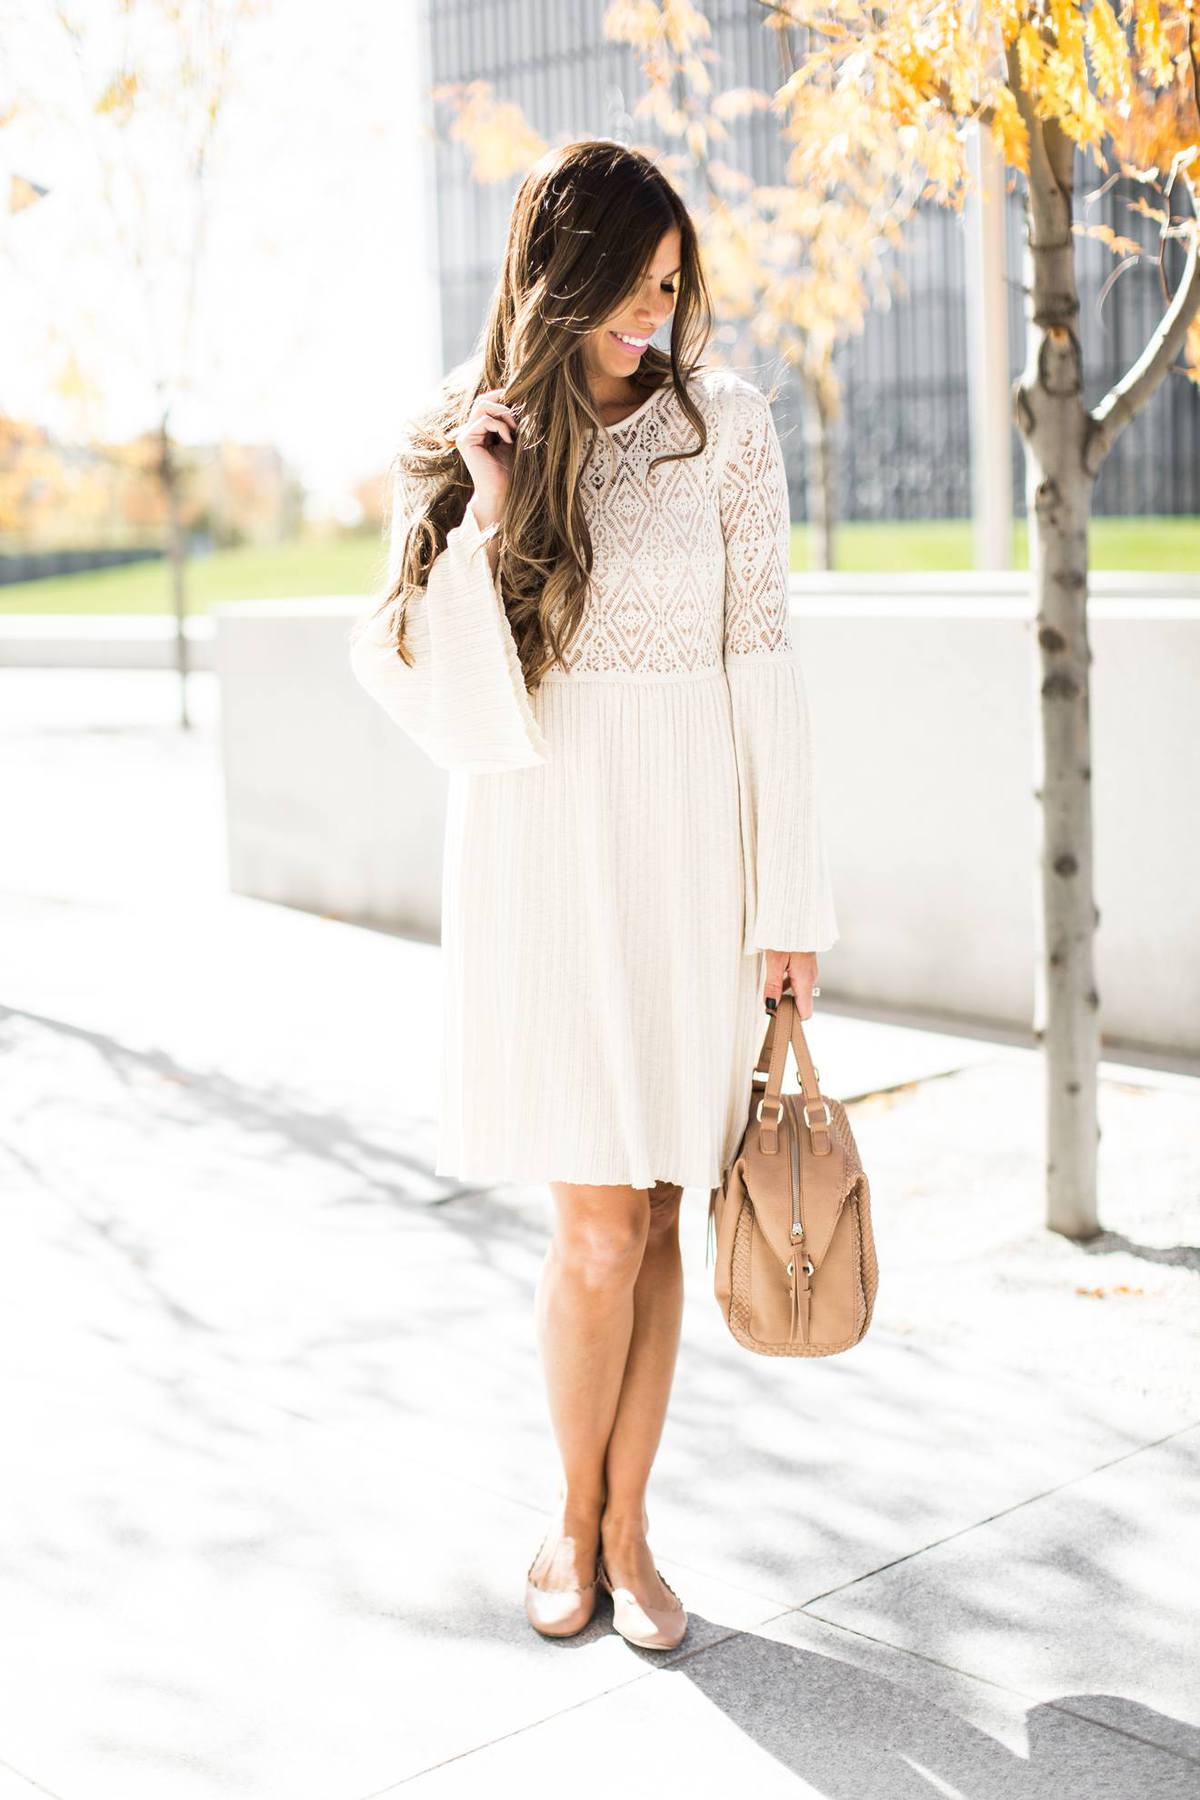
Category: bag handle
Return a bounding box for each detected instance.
[752,993,833,1158]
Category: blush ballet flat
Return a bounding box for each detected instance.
[596,1552,688,1651]
[525,1537,601,1638]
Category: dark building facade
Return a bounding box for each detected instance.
[422,0,1200,522]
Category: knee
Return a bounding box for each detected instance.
[553,1192,649,1290]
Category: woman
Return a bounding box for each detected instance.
[348,139,838,1652]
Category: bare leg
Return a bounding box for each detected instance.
[529,1182,651,1589]
[600,1181,684,1610]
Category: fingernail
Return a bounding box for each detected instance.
[764,997,777,1014]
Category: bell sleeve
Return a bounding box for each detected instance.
[346,460,549,774]
[717,377,839,956]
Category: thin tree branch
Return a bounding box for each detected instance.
[754,0,996,126]
[1087,168,1200,469]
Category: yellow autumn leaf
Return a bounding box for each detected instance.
[95,70,138,121]
[1085,0,1132,106]
[1072,220,1146,257]
[1134,0,1175,88]
[710,86,773,121]
[989,82,1031,172]
[602,0,662,47]
[664,0,711,52]
[683,54,712,96]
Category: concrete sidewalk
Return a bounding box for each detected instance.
[1,670,1198,1800]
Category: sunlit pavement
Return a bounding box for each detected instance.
[2,668,1198,1800]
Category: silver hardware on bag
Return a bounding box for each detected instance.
[803,1100,832,1129]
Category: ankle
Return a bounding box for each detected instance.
[600,1504,649,1543]
[557,1487,606,1533]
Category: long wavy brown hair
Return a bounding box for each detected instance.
[371,137,713,690]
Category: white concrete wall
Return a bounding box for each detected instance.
[211,597,445,940]
[799,591,1200,1060]
[212,584,1200,1056]
[0,614,213,669]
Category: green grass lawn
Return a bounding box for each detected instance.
[1,516,1196,614]
[792,516,1200,574]
[0,534,391,615]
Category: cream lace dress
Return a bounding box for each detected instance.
[348,368,839,1192]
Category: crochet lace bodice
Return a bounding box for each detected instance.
[566,368,792,676]
[388,368,795,681]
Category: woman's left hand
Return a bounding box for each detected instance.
[763,950,819,1019]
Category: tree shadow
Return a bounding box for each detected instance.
[662,1628,1200,1799]
[1078,1229,1200,1274]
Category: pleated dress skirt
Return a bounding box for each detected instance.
[433,662,766,1193]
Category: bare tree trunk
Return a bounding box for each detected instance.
[801,370,837,572]
[158,417,191,732]
[1007,56,1100,1236]
[1004,41,1200,1237]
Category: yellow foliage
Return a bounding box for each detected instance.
[1124,191,1171,222]
[1049,0,1087,68]
[1107,80,1200,171]
[1184,314,1200,385]
[52,349,102,411]
[601,0,663,46]
[431,81,547,181]
[1016,21,1049,104]
[997,0,1026,44]
[635,83,689,134]
[710,86,773,121]
[706,157,755,194]
[603,0,709,52]
[95,70,138,122]
[661,0,711,53]
[683,54,713,96]
[1085,0,1133,107]
[1133,0,1176,88]
[1073,1285,1145,1296]
[1072,220,1148,256]
[990,84,1031,172]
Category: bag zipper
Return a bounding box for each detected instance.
[784,1093,814,1344]
[785,1093,803,1248]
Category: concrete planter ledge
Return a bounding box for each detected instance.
[201,587,1200,1058]
[2,575,1198,670]
[0,612,215,671]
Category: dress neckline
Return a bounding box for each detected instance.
[600,382,667,436]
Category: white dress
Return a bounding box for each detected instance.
[348,368,839,1193]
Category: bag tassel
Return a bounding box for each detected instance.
[788,1254,812,1345]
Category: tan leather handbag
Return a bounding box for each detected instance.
[707,994,879,1357]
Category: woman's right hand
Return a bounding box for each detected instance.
[454,386,518,533]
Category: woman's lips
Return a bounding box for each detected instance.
[610,330,651,357]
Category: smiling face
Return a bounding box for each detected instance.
[582,224,682,387]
